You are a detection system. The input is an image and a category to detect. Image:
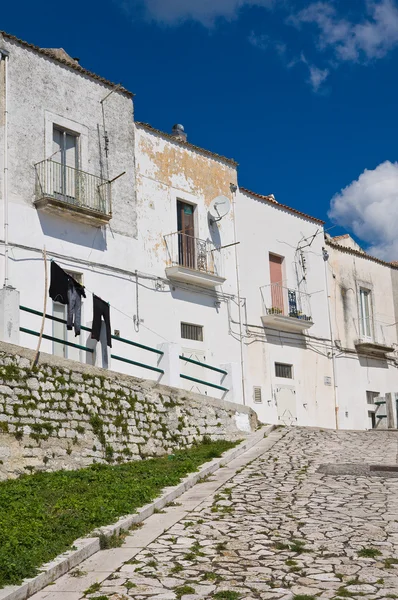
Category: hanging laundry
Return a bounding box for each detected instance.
[91,294,112,347]
[49,261,86,336]
[49,261,69,304]
[67,279,85,336]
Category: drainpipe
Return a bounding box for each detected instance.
[323,247,339,429]
[231,183,246,406]
[1,48,10,288]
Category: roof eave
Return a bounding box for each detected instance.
[0,30,134,98]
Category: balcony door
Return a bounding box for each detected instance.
[53,127,78,203]
[359,288,372,339]
[269,254,284,313]
[177,200,196,269]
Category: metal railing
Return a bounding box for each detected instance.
[19,306,230,391]
[20,305,163,374]
[35,159,112,216]
[164,232,223,277]
[179,355,228,393]
[260,283,312,322]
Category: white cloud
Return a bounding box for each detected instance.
[298,52,329,91]
[291,0,398,63]
[328,161,398,260]
[308,64,329,90]
[134,0,275,26]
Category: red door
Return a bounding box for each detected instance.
[269,254,284,313]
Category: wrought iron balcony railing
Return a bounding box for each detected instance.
[260,283,312,322]
[35,159,112,218]
[164,231,223,278]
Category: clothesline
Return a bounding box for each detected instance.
[49,260,171,347]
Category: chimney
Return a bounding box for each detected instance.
[171,124,187,142]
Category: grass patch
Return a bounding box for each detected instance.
[293,596,316,600]
[357,547,382,558]
[0,439,236,588]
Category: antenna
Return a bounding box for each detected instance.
[208,195,231,223]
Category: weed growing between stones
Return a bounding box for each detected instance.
[357,547,382,558]
[174,585,195,598]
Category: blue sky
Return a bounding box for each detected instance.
[2,0,398,258]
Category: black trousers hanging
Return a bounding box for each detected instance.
[91,294,112,347]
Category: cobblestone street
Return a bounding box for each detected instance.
[32,428,398,600]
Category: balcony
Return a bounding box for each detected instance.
[35,159,112,226]
[260,283,314,332]
[164,232,225,288]
[354,318,394,356]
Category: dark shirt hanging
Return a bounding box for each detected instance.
[49,261,86,305]
[49,261,69,304]
[91,294,112,347]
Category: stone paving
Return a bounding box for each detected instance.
[31,428,398,600]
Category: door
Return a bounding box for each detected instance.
[52,127,78,203]
[275,385,297,425]
[177,201,195,269]
[269,254,284,313]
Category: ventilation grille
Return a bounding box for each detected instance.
[253,386,262,404]
[181,322,203,341]
[275,363,293,379]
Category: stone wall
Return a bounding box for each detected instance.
[0,342,257,480]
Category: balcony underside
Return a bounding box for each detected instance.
[165,265,226,288]
[261,314,314,332]
[354,339,394,356]
[34,196,112,226]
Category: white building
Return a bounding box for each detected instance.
[326,234,398,430]
[235,189,336,427]
[1,30,398,430]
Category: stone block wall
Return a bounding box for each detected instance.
[0,342,257,480]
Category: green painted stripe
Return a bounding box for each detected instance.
[112,335,163,355]
[111,354,164,374]
[180,374,228,392]
[179,355,227,375]
[20,327,94,353]
[20,305,91,332]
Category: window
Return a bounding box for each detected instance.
[275,363,293,379]
[366,391,379,405]
[181,322,203,342]
[359,288,372,338]
[253,387,262,403]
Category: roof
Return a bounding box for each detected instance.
[0,31,133,98]
[135,122,238,167]
[326,238,398,270]
[240,187,325,225]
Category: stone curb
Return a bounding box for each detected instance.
[0,425,274,600]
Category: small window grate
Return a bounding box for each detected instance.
[253,387,262,403]
[181,322,203,342]
[275,363,293,379]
